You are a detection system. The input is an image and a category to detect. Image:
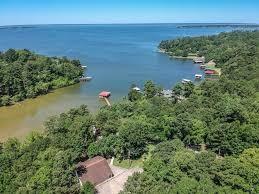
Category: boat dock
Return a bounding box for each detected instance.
[99,91,112,106]
[103,97,111,106]
[182,79,192,84]
[79,76,92,82]
[195,74,203,79]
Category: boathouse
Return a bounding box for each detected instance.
[193,57,205,64]
[205,69,217,75]
[99,91,111,98]
[195,74,203,79]
[76,156,114,186]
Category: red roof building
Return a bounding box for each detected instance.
[99,91,111,98]
[205,70,217,75]
[76,156,113,186]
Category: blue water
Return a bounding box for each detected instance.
[0,24,235,97]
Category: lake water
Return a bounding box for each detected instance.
[0,24,235,141]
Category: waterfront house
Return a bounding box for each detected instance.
[206,60,216,67]
[162,89,172,98]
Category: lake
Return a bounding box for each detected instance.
[0,24,236,141]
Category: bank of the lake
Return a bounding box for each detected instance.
[0,24,241,140]
[0,84,106,141]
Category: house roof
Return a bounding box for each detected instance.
[76,156,114,186]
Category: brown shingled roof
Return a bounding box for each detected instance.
[76,156,113,186]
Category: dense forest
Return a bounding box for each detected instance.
[0,30,258,193]
[0,49,83,106]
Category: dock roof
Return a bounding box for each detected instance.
[99,91,111,98]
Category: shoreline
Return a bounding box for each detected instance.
[0,81,80,108]
[157,48,197,60]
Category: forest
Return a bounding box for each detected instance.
[0,30,258,193]
[0,49,83,106]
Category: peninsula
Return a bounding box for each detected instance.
[0,49,84,106]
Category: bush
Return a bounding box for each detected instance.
[81,182,95,194]
[1,95,11,106]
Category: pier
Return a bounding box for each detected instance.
[99,91,112,106]
[103,97,111,106]
[79,76,92,82]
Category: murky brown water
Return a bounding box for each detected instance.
[0,84,104,141]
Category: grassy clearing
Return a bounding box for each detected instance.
[114,145,155,169]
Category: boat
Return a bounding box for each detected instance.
[182,79,192,84]
[195,74,203,79]
[85,76,92,81]
[132,87,141,92]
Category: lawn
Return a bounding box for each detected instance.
[113,145,155,169]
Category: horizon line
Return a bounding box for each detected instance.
[1,22,259,27]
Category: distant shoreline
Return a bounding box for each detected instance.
[177,24,259,28]
[1,23,259,29]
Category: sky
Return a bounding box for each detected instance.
[0,0,258,25]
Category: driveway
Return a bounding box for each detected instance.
[96,165,143,194]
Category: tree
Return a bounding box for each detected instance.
[144,80,157,98]
[119,116,155,159]
[4,49,18,63]
[1,95,11,106]
[128,84,142,101]
[183,82,194,97]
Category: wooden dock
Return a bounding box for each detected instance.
[103,97,111,106]
[79,77,92,82]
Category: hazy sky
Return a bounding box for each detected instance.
[0,0,258,25]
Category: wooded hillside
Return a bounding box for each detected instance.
[0,49,83,106]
